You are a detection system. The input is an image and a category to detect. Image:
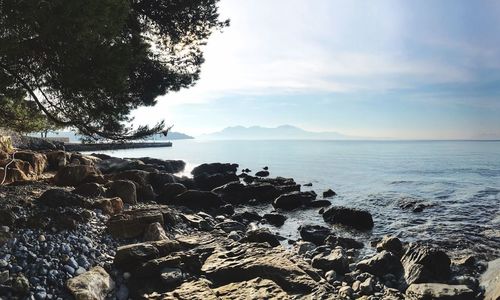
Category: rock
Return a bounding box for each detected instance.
[107,209,164,238]
[356,250,403,277]
[38,188,90,208]
[213,182,280,204]
[149,172,176,189]
[45,150,67,170]
[339,286,354,298]
[105,180,137,205]
[181,213,214,231]
[232,210,262,223]
[143,222,168,241]
[214,277,289,299]
[201,243,321,293]
[0,270,9,284]
[243,228,281,247]
[95,197,123,215]
[54,165,99,186]
[401,244,451,285]
[0,135,14,153]
[144,280,217,299]
[160,267,183,285]
[376,236,403,255]
[215,220,246,233]
[173,190,224,209]
[273,191,316,210]
[13,274,30,294]
[306,200,331,208]
[311,248,349,273]
[113,169,150,187]
[303,183,313,187]
[0,159,33,184]
[194,172,239,191]
[322,206,374,230]
[136,157,185,173]
[325,235,364,249]
[263,213,287,226]
[73,182,105,197]
[14,150,48,175]
[0,209,15,226]
[359,277,374,295]
[295,241,316,255]
[405,283,474,300]
[255,170,270,177]
[114,240,180,271]
[323,189,337,198]
[299,225,332,245]
[66,266,115,300]
[480,258,500,300]
[191,163,238,177]
[157,183,187,203]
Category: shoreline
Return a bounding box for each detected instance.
[63,141,172,152]
[0,145,498,299]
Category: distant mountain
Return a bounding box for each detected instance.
[39,131,194,142]
[200,125,352,140]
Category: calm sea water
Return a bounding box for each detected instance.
[90,140,500,259]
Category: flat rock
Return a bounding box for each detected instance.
[107,209,164,238]
[405,283,474,300]
[191,163,238,177]
[114,240,180,271]
[214,277,289,299]
[273,191,316,210]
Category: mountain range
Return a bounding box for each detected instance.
[199,125,353,140]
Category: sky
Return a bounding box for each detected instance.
[132,0,500,139]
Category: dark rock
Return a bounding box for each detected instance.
[38,189,90,208]
[263,213,287,227]
[0,209,15,226]
[405,283,474,300]
[376,236,403,256]
[311,248,349,274]
[299,225,332,245]
[107,209,164,238]
[135,157,185,173]
[113,170,150,187]
[73,183,105,197]
[54,165,99,186]
[191,163,238,177]
[323,189,337,198]
[105,180,137,205]
[137,184,157,202]
[303,183,313,187]
[173,190,224,209]
[273,191,317,210]
[263,166,269,170]
[322,206,374,230]
[194,172,239,191]
[401,244,451,285]
[243,228,281,247]
[96,157,144,173]
[157,183,187,203]
[255,170,270,177]
[307,199,332,208]
[356,250,403,277]
[14,151,48,175]
[215,220,246,233]
[114,240,180,271]
[232,211,262,223]
[45,150,67,170]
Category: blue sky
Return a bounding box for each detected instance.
[132,0,500,139]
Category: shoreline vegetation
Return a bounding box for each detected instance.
[0,135,499,299]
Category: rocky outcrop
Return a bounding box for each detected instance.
[356,250,403,277]
[311,248,349,273]
[0,159,33,184]
[299,225,332,245]
[323,189,336,198]
[113,240,180,271]
[480,258,500,300]
[405,283,474,300]
[322,206,374,230]
[107,209,165,238]
[173,190,224,209]
[14,151,48,175]
[191,163,238,177]
[66,266,114,300]
[214,277,289,299]
[201,243,322,293]
[54,165,100,186]
[105,180,137,205]
[376,235,404,256]
[194,172,239,191]
[0,135,14,153]
[401,244,451,285]
[273,191,316,210]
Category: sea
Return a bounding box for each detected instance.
[88,139,500,259]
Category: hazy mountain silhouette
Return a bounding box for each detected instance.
[200,125,353,140]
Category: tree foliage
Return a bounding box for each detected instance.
[0,0,228,140]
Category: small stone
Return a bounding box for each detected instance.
[339,286,353,298]
[38,235,46,242]
[123,272,131,280]
[360,277,374,295]
[75,267,86,275]
[0,259,7,267]
[325,270,337,282]
[68,257,79,269]
[160,267,183,285]
[0,270,9,284]
[64,265,75,274]
[228,231,241,241]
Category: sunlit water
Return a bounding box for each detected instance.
[89,140,500,259]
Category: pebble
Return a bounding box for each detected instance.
[0,270,9,283]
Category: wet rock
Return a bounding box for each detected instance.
[322,206,374,230]
[405,283,474,300]
[306,199,332,208]
[376,235,403,256]
[273,191,317,210]
[295,241,316,255]
[66,266,114,300]
[14,150,48,175]
[201,243,322,293]
[107,209,164,238]
[173,190,224,209]
[114,240,180,271]
[263,213,287,227]
[54,165,99,186]
[73,182,105,197]
[401,244,451,285]
[255,170,270,177]
[311,248,349,274]
[143,222,168,241]
[299,225,332,245]
[303,183,313,187]
[194,172,239,191]
[191,163,238,177]
[398,198,432,213]
[181,214,214,231]
[105,180,137,205]
[149,172,176,190]
[157,183,187,203]
[357,250,403,277]
[325,235,364,249]
[243,228,281,247]
[135,157,185,173]
[323,189,337,198]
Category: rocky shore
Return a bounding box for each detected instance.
[0,136,499,300]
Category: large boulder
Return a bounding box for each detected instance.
[173,190,224,209]
[113,240,180,271]
[201,243,322,293]
[107,209,164,238]
[191,163,238,177]
[243,228,281,247]
[212,182,280,204]
[299,225,332,245]
[54,165,99,186]
[95,157,144,173]
[376,235,404,256]
[405,283,474,300]
[38,189,90,208]
[157,183,187,203]
[322,206,374,230]
[356,250,403,277]
[194,172,239,191]
[401,244,451,285]
[45,150,67,170]
[105,180,137,205]
[0,159,32,184]
[481,258,500,300]
[135,157,186,173]
[14,151,48,175]
[73,183,106,198]
[311,248,349,274]
[273,191,316,210]
[66,266,114,300]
